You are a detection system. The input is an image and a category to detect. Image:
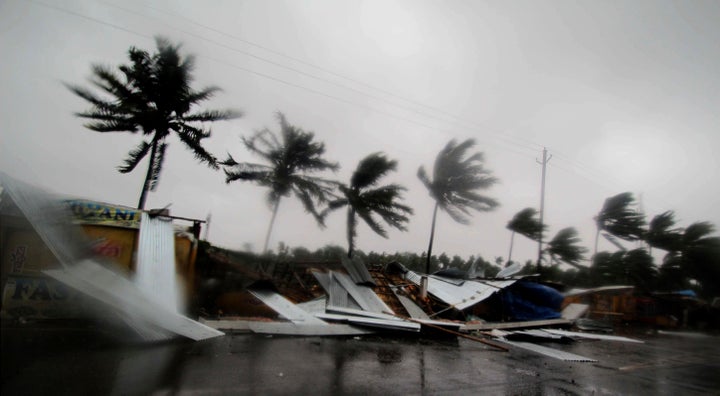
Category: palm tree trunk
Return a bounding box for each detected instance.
[263,199,281,253]
[507,231,516,265]
[137,141,158,210]
[593,225,600,264]
[425,203,439,274]
[347,207,356,258]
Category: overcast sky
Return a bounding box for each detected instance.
[1,0,719,266]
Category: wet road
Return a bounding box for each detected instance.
[3,322,720,395]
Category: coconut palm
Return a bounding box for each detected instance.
[680,222,720,296]
[506,207,545,265]
[222,112,338,253]
[322,153,413,258]
[417,138,499,274]
[66,37,240,209]
[645,210,683,254]
[545,227,587,269]
[593,192,646,259]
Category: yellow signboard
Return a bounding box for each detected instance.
[65,199,141,229]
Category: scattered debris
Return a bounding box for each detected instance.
[499,340,598,362]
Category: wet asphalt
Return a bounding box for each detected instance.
[2,322,720,395]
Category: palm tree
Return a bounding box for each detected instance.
[66,37,240,209]
[545,227,588,270]
[222,112,338,253]
[645,210,683,254]
[417,138,499,275]
[680,222,720,296]
[593,192,646,259]
[322,153,413,258]
[506,207,544,265]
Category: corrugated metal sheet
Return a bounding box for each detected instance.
[317,310,420,332]
[331,271,393,314]
[2,173,222,342]
[543,329,644,343]
[341,255,376,286]
[312,271,331,291]
[500,340,598,362]
[395,294,430,319]
[296,297,327,315]
[246,322,371,336]
[45,260,224,341]
[248,289,325,324]
[328,273,350,308]
[136,212,178,313]
[405,271,515,311]
[0,172,88,269]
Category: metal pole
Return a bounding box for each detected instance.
[536,148,551,273]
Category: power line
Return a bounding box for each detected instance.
[32,0,653,206]
[97,0,543,154]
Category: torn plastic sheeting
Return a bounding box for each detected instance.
[405,270,515,311]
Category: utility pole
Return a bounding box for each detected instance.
[536,147,552,273]
[204,213,211,241]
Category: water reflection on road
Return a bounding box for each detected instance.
[3,328,720,395]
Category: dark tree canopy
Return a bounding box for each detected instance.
[507,207,545,241]
[66,37,240,209]
[546,227,587,269]
[418,138,499,224]
[222,112,338,252]
[323,153,413,257]
[418,138,499,273]
[595,192,647,242]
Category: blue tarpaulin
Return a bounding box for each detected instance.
[502,281,563,321]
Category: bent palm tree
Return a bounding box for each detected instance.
[66,37,240,209]
[506,207,544,265]
[418,138,499,274]
[545,227,588,269]
[680,222,720,296]
[646,210,683,254]
[593,192,646,259]
[323,153,413,258]
[222,112,338,253]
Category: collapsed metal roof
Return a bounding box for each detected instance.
[341,255,376,286]
[404,270,516,311]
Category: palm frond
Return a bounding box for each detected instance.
[418,138,498,225]
[223,162,273,183]
[183,109,242,122]
[175,124,218,169]
[350,152,397,189]
[356,207,387,238]
[118,140,152,173]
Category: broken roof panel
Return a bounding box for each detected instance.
[246,322,371,336]
[330,271,393,314]
[248,289,325,325]
[500,340,597,362]
[340,255,376,286]
[405,270,516,311]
